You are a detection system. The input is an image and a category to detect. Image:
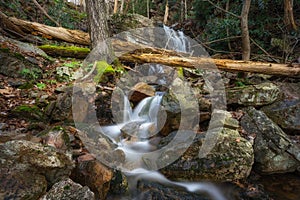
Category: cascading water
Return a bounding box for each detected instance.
[163,25,190,53]
[81,25,227,200]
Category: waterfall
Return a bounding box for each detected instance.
[163,25,190,53]
[95,26,226,200]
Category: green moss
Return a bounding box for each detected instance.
[0,48,10,53]
[39,45,89,52]
[14,105,40,112]
[13,104,45,121]
[39,45,90,58]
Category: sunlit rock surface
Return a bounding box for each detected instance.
[226,82,280,106]
[241,107,300,173]
[129,82,155,103]
[160,110,254,182]
[40,178,95,200]
[71,159,113,199]
[0,140,74,199]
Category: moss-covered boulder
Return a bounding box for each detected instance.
[0,140,74,199]
[241,107,300,174]
[159,110,254,182]
[12,104,46,121]
[226,82,280,106]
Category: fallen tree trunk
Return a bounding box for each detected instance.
[4,15,300,77]
[9,16,89,45]
[119,52,300,77]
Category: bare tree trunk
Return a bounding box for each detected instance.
[184,0,187,20]
[85,0,113,62]
[163,0,169,24]
[147,0,150,18]
[284,0,297,30]
[241,0,251,60]
[114,0,118,14]
[120,0,124,14]
[132,0,135,14]
[225,0,232,51]
[85,0,109,48]
[180,0,184,23]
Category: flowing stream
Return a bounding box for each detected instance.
[96,26,228,200]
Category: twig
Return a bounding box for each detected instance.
[32,0,60,27]
[250,37,279,63]
[203,36,241,44]
[203,0,240,19]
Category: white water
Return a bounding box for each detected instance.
[100,26,227,200]
[163,25,190,53]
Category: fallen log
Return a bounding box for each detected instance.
[8,16,89,45]
[4,15,300,77]
[119,52,300,77]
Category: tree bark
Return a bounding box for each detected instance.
[241,0,251,60]
[8,15,89,45]
[118,50,300,77]
[85,0,114,62]
[284,0,297,30]
[163,0,169,24]
[85,0,110,48]
[114,0,118,13]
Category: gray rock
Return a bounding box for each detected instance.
[226,82,280,106]
[40,178,95,200]
[45,92,73,122]
[0,35,47,79]
[0,140,74,199]
[241,107,300,174]
[160,110,254,182]
[261,82,300,134]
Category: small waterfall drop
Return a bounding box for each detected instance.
[98,26,227,200]
[163,25,190,53]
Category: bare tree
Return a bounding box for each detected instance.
[206,0,251,59]
[163,0,169,24]
[284,0,297,30]
[85,0,113,62]
[114,0,118,14]
[241,0,251,60]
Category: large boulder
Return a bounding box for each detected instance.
[71,159,113,199]
[261,82,300,134]
[241,107,300,174]
[40,178,95,200]
[0,35,47,79]
[160,110,254,182]
[226,82,280,106]
[0,140,74,199]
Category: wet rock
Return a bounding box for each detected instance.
[0,140,74,199]
[241,107,300,174]
[71,159,113,199]
[136,180,211,200]
[226,82,280,106]
[40,178,95,200]
[160,110,254,182]
[129,82,155,103]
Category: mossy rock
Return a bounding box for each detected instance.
[12,105,46,121]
